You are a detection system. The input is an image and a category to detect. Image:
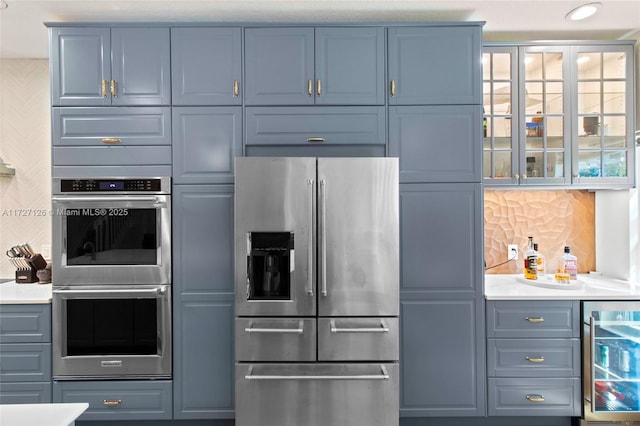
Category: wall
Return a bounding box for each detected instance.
[484,190,595,275]
[0,59,51,279]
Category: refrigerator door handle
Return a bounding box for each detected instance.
[330,319,390,333]
[245,320,304,334]
[245,365,390,381]
[320,179,327,297]
[307,179,314,296]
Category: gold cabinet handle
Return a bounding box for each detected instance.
[390,80,396,97]
[103,399,122,407]
[101,138,122,144]
[308,79,313,96]
[101,80,108,97]
[307,137,325,143]
[525,356,545,363]
[110,80,117,97]
[317,79,322,96]
[233,80,239,97]
[525,316,544,323]
[526,394,545,403]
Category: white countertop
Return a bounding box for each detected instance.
[0,281,52,304]
[0,403,88,426]
[485,273,640,300]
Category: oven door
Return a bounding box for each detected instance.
[52,285,172,379]
[52,194,171,285]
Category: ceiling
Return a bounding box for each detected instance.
[0,0,639,59]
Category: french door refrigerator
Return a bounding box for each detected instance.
[234,157,399,426]
[583,301,640,422]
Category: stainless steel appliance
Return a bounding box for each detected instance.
[51,177,172,380]
[52,285,172,379]
[51,177,171,285]
[583,301,640,422]
[234,157,399,426]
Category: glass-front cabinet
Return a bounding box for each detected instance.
[483,42,635,188]
[583,301,640,422]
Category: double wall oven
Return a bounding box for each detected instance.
[51,177,172,380]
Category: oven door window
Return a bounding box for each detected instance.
[65,208,157,265]
[66,298,158,356]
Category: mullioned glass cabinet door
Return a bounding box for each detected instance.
[572,44,634,187]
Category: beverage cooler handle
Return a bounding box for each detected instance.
[320,179,327,297]
[587,316,596,410]
[307,179,314,297]
[245,365,389,381]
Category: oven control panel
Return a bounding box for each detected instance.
[60,179,162,192]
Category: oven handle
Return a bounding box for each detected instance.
[245,365,389,381]
[52,196,166,205]
[54,287,168,297]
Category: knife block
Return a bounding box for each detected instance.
[15,267,38,283]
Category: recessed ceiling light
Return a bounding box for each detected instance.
[565,2,602,21]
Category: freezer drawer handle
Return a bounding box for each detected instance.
[525,356,545,363]
[329,319,389,333]
[245,321,304,334]
[245,365,389,381]
[525,394,545,403]
[525,316,544,323]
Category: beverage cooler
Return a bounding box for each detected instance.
[583,301,640,422]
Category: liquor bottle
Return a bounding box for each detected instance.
[524,236,538,280]
[534,243,545,276]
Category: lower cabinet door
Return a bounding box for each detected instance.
[0,382,51,404]
[235,363,399,426]
[53,380,173,421]
[488,377,581,416]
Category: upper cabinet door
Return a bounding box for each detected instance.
[171,27,242,106]
[50,27,170,106]
[111,27,171,106]
[388,26,482,105]
[314,27,385,105]
[245,27,315,105]
[50,27,111,106]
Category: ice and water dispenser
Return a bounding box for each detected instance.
[246,232,294,300]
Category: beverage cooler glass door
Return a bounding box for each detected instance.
[583,301,640,422]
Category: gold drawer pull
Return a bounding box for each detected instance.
[526,356,545,363]
[101,138,122,144]
[110,80,117,97]
[101,80,108,97]
[526,394,545,403]
[525,317,544,323]
[103,399,122,407]
[307,137,325,143]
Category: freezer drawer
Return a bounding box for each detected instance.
[235,363,399,426]
[317,317,398,361]
[235,318,316,362]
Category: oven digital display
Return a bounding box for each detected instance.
[99,181,125,190]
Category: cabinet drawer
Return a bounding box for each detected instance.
[245,106,385,146]
[0,305,50,343]
[235,318,316,362]
[52,107,171,146]
[318,317,398,361]
[488,378,581,416]
[53,380,172,421]
[487,300,579,338]
[487,339,580,377]
[0,382,52,404]
[0,343,51,382]
[53,146,171,166]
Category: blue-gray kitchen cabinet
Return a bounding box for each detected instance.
[389,105,483,183]
[171,27,242,106]
[172,185,235,419]
[244,27,384,105]
[172,107,242,184]
[0,305,52,404]
[388,25,483,105]
[398,183,485,417]
[49,26,170,106]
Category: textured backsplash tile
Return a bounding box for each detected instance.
[484,190,595,275]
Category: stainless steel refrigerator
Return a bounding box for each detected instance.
[234,157,399,426]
